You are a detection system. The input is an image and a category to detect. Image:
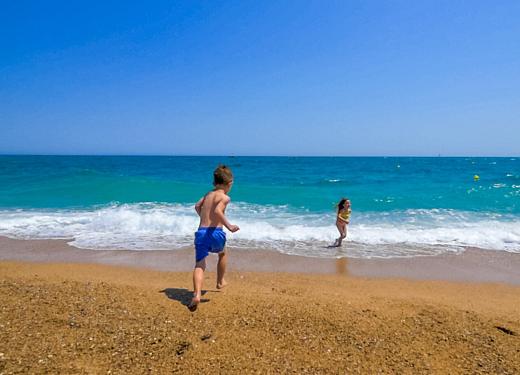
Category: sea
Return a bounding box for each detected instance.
[0,155,519,259]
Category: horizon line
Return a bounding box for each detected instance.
[0,153,518,158]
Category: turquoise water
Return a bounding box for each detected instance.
[0,156,519,257]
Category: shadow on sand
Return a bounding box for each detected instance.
[160,288,214,308]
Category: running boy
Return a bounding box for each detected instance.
[189,165,239,311]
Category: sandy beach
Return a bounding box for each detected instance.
[1,237,519,373]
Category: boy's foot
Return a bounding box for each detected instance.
[188,296,200,312]
[216,280,228,289]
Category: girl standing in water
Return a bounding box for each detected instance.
[334,198,351,247]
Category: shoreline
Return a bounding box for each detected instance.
[1,235,520,285]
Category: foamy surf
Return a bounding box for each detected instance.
[0,203,519,258]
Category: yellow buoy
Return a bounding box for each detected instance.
[473,175,480,181]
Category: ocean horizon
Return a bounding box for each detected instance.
[1,155,518,258]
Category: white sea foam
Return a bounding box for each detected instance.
[0,203,519,258]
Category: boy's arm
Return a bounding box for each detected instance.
[215,196,239,232]
[194,196,205,217]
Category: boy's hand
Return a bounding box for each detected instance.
[228,224,240,233]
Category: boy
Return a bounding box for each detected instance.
[189,165,239,311]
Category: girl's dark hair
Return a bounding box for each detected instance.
[337,198,349,210]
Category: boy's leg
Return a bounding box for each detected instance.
[190,258,206,311]
[216,251,228,289]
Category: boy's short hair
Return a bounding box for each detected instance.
[213,165,233,185]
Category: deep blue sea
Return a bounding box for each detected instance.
[0,156,519,258]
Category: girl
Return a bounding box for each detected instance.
[334,198,351,247]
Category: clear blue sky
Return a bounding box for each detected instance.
[1,1,519,156]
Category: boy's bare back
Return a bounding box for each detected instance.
[196,189,231,228]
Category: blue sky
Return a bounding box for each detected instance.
[1,1,519,156]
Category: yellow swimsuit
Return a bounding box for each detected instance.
[338,208,351,223]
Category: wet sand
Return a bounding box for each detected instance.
[1,237,520,373]
[1,236,520,284]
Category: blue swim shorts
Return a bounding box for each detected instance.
[194,227,226,262]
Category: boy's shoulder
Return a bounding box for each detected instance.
[217,190,231,202]
[206,189,230,201]
[217,191,231,205]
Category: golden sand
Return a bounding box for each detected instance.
[1,261,519,374]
